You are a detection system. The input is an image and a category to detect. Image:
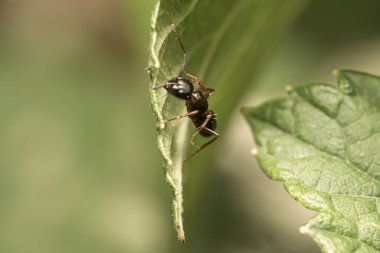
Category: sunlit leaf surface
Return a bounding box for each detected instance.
[243,70,380,253]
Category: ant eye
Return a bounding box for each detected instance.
[163,79,193,100]
[177,80,193,94]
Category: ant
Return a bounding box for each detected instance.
[151,25,219,163]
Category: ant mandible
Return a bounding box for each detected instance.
[152,24,219,163]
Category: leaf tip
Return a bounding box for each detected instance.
[178,231,186,244]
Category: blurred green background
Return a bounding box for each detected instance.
[1,0,380,253]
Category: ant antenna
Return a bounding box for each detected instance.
[171,24,188,73]
[170,25,212,97]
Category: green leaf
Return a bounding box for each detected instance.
[242,70,380,253]
[147,0,307,242]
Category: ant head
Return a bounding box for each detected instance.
[164,77,194,100]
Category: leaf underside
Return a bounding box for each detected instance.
[242,70,380,253]
[148,0,307,243]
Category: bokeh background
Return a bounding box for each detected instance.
[1,0,380,253]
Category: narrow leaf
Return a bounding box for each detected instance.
[148,0,307,242]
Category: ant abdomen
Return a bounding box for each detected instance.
[194,111,217,137]
[164,77,193,99]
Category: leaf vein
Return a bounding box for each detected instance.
[253,116,380,186]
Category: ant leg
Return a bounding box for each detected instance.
[205,88,215,96]
[184,128,219,163]
[184,72,215,97]
[163,110,199,123]
[171,24,188,73]
[159,110,198,130]
[184,72,207,92]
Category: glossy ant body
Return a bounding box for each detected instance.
[152,25,219,162]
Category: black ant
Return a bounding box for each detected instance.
[151,25,219,163]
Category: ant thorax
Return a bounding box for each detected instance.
[186,91,208,117]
